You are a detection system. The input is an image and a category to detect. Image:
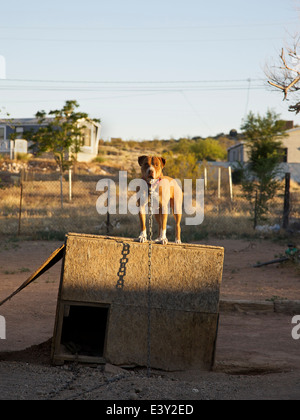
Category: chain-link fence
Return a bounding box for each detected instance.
[0,167,299,241]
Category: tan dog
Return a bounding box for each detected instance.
[138,156,182,244]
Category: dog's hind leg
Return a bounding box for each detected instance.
[171,197,182,244]
[154,212,167,244]
[154,213,162,240]
[174,212,182,244]
[155,210,168,245]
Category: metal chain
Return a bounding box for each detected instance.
[147,186,153,378]
[116,243,130,289]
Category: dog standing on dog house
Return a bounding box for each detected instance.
[138,155,182,245]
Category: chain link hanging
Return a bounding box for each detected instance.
[147,185,153,378]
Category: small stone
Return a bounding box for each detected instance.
[129,392,139,400]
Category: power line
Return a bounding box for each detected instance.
[0,86,266,92]
[0,20,297,31]
[0,36,282,44]
[0,77,267,103]
[1,77,264,84]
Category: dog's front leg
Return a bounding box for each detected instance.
[154,213,162,241]
[160,212,169,244]
[155,210,168,245]
[138,208,147,243]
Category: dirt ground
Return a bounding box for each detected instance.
[0,237,299,400]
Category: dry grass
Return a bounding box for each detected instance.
[1,144,299,240]
[0,175,295,241]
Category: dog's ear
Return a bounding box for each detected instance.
[138,156,147,166]
[160,157,166,168]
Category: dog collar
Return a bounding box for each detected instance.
[146,177,161,187]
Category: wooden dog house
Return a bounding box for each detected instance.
[51,233,224,371]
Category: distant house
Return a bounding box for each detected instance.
[280,127,300,163]
[227,123,300,182]
[228,123,300,164]
[227,141,248,164]
[0,118,101,162]
[72,118,102,162]
[0,118,45,159]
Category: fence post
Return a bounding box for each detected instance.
[68,168,72,202]
[217,167,221,199]
[228,166,233,201]
[204,167,208,192]
[283,172,290,230]
[18,182,23,236]
[253,190,258,230]
[59,174,63,209]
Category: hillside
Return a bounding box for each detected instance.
[0,136,236,182]
[92,136,236,175]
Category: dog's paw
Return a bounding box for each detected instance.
[175,239,182,244]
[137,232,147,243]
[155,237,168,245]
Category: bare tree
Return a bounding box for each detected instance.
[266,35,300,113]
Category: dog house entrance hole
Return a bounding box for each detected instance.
[60,302,109,359]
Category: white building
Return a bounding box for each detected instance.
[0,118,101,162]
[227,125,300,182]
[228,126,300,164]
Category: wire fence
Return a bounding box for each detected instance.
[0,168,299,241]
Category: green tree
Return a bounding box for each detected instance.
[171,137,227,161]
[30,100,101,207]
[190,138,227,161]
[241,110,287,227]
[171,138,193,154]
[163,152,203,182]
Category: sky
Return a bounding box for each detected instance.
[0,0,300,140]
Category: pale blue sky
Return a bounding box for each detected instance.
[0,0,299,140]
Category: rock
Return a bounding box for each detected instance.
[129,392,139,400]
[104,363,128,375]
